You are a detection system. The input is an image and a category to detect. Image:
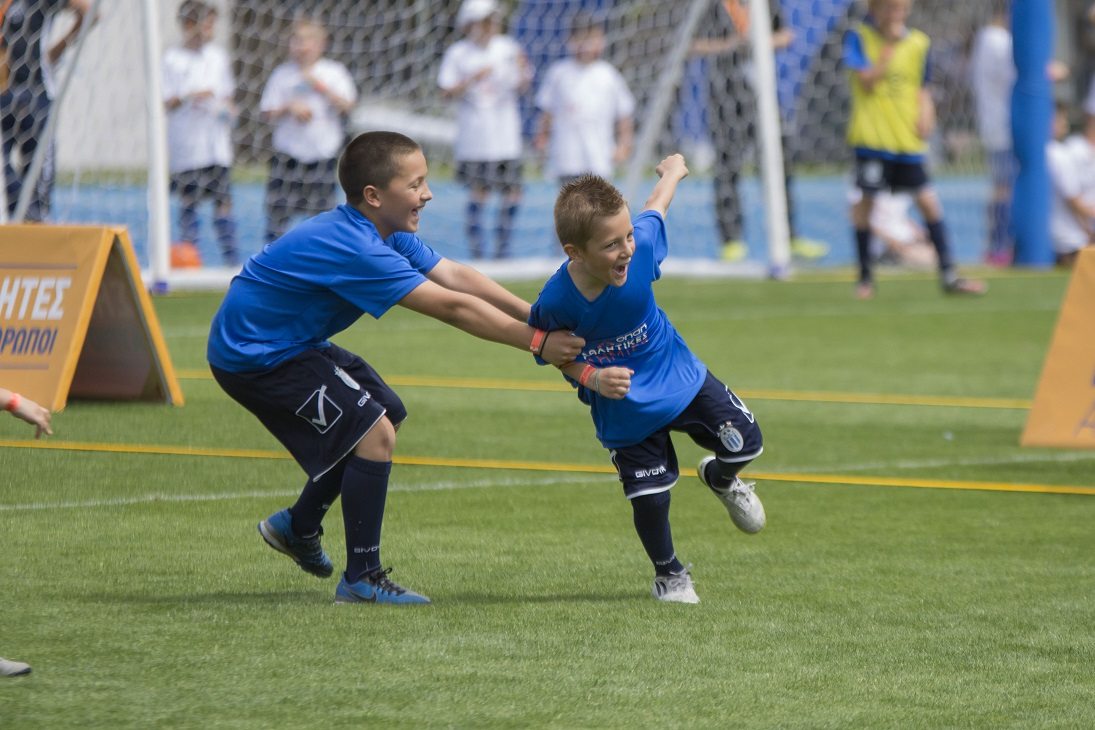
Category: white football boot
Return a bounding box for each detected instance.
[697,456,766,533]
[652,566,700,604]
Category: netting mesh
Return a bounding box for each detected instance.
[2,0,1075,279]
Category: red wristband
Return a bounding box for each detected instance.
[5,392,21,412]
[529,328,548,356]
[577,364,596,388]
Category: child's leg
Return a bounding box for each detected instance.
[611,431,686,575]
[264,154,292,244]
[494,160,523,259]
[852,193,875,286]
[913,187,955,278]
[289,459,345,538]
[211,166,238,265]
[466,185,489,259]
[495,187,521,259]
[630,491,684,576]
[175,172,202,245]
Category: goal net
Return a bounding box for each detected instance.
[5,0,1065,288]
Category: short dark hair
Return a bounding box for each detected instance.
[569,10,604,37]
[554,174,627,249]
[338,131,422,204]
[178,0,216,24]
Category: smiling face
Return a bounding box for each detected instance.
[565,205,634,293]
[366,150,433,239]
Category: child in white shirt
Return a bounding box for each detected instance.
[438,0,531,259]
[259,16,357,243]
[534,12,634,183]
[162,0,237,264]
[1047,102,1095,267]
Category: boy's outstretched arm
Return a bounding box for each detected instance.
[1,388,52,439]
[398,281,584,366]
[643,154,689,218]
[426,258,531,322]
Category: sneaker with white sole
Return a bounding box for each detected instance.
[0,658,31,676]
[258,509,334,578]
[698,456,766,533]
[652,566,700,604]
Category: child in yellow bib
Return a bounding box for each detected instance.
[843,0,986,298]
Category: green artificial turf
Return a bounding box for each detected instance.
[2,271,1093,728]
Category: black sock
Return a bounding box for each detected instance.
[855,227,872,282]
[631,492,684,576]
[289,461,345,538]
[703,456,751,491]
[340,456,391,582]
[926,220,955,280]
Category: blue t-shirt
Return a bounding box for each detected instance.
[207,204,442,372]
[529,210,706,448]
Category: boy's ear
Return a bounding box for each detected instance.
[361,184,382,209]
[561,242,582,262]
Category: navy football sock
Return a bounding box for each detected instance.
[855,227,872,282]
[926,220,955,279]
[466,201,484,258]
[289,460,345,538]
[340,456,391,582]
[702,457,745,491]
[631,492,684,576]
[494,203,519,258]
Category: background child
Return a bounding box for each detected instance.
[259,16,357,244]
[438,0,531,259]
[533,11,634,183]
[162,0,238,265]
[843,0,985,299]
[1047,101,1095,268]
[529,155,765,605]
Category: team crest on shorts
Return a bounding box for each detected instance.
[718,422,744,452]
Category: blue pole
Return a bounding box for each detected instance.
[1010,0,1054,266]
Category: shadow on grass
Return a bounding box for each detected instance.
[83,589,323,607]
[436,590,641,605]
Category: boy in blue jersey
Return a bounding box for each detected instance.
[844,0,986,299]
[207,131,583,605]
[529,154,765,604]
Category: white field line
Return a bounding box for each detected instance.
[0,473,601,512]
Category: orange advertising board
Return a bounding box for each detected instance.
[0,226,183,410]
[1021,247,1095,448]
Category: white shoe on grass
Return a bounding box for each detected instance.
[0,658,31,676]
[652,566,700,604]
[698,456,766,533]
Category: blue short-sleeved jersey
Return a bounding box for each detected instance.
[207,204,442,372]
[529,210,706,448]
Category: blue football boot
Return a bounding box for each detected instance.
[335,567,431,605]
[258,509,334,578]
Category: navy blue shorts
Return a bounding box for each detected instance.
[210,344,406,481]
[854,155,930,194]
[170,165,233,208]
[609,372,763,499]
[455,159,523,192]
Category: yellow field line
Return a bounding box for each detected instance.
[176,369,1031,410]
[2,438,1091,496]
